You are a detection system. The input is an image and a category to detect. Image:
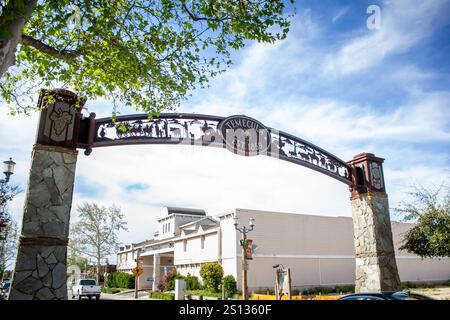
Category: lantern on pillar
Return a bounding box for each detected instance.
[348,153,386,198]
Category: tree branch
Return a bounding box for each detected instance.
[181,3,228,22]
[20,34,82,60]
[181,3,207,21]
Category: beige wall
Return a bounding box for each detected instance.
[174,230,219,280]
[244,257,356,289]
[235,209,354,256]
[174,231,219,265]
[139,255,154,289]
[117,250,136,271]
[233,208,450,290]
[219,213,239,280]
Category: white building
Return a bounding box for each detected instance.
[117,207,450,291]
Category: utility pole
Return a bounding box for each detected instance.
[233,216,255,300]
[133,249,142,299]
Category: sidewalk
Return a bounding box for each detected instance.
[101,290,153,300]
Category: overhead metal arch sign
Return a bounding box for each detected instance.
[68,112,352,185]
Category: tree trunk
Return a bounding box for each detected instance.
[0,0,38,77]
[96,258,100,284]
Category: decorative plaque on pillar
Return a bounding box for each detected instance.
[35,89,86,149]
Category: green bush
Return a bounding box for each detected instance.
[200,262,224,293]
[149,292,175,300]
[335,285,355,293]
[185,274,201,290]
[107,272,135,289]
[162,269,184,291]
[222,275,237,298]
[292,289,300,295]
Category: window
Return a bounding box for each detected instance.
[391,292,434,300]
[168,223,170,233]
[183,240,187,252]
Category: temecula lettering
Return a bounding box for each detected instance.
[218,115,271,156]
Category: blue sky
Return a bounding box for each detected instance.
[1,0,449,262]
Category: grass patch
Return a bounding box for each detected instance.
[186,290,222,298]
[149,292,175,300]
[401,281,450,290]
[253,285,355,296]
[101,287,122,294]
[300,285,355,295]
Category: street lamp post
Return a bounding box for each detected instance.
[233,216,255,300]
[2,158,16,183]
[0,157,16,284]
[0,157,16,224]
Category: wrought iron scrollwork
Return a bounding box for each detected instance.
[267,131,351,184]
[94,114,223,147]
[92,113,352,185]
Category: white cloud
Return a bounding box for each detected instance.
[263,92,450,150]
[322,0,450,76]
[332,6,351,24]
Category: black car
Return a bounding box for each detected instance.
[338,291,434,300]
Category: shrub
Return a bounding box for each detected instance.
[222,275,237,298]
[185,274,201,291]
[107,272,135,289]
[292,289,300,295]
[149,292,175,300]
[162,269,184,291]
[335,285,355,293]
[200,262,224,293]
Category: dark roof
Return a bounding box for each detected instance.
[133,239,156,247]
[165,207,206,216]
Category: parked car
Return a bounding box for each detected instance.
[71,279,101,300]
[1,279,11,300]
[338,291,434,300]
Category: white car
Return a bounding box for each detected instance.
[71,279,101,300]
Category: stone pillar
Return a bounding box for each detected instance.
[9,89,85,300]
[348,153,401,293]
[152,254,161,292]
